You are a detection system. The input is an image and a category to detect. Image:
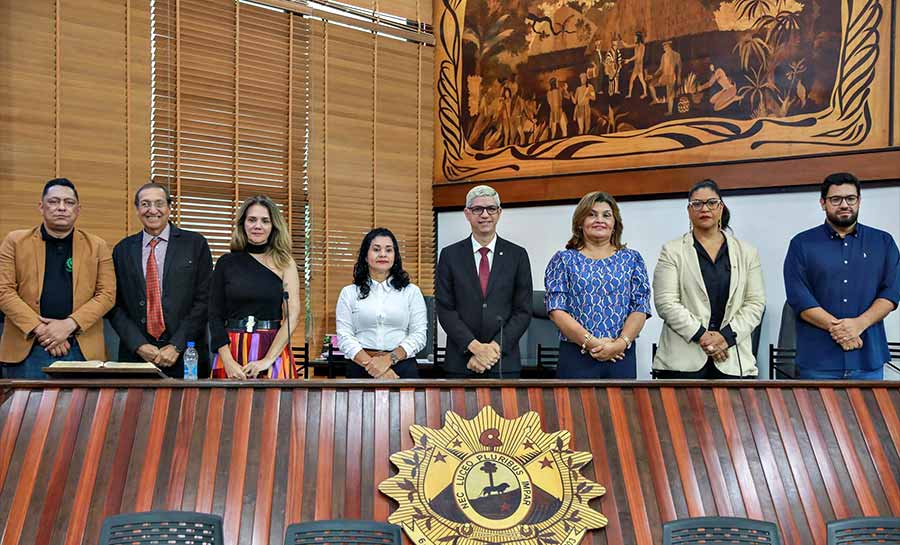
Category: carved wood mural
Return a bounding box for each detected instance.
[434,0,897,183]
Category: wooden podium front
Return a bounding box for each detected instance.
[0,380,898,545]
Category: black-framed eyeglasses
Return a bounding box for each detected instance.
[688,198,722,211]
[826,195,859,206]
[468,205,501,216]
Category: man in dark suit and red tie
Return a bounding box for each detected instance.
[108,182,213,378]
[436,185,533,378]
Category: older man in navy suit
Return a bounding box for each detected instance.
[108,183,213,378]
[437,185,532,378]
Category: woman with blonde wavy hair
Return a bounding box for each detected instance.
[209,195,300,379]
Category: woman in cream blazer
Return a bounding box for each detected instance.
[653,180,765,378]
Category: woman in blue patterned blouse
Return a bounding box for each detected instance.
[544,191,652,378]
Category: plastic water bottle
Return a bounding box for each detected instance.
[184,342,199,380]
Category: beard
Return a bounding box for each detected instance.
[827,209,859,228]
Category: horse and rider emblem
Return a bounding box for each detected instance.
[379,406,607,545]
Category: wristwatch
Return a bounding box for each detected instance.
[389,352,400,366]
[618,334,632,350]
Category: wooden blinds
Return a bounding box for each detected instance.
[150,0,434,348]
[0,0,150,244]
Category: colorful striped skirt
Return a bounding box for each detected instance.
[211,329,297,379]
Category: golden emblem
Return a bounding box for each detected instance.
[379,406,607,545]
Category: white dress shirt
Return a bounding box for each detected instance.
[335,278,428,360]
[471,234,497,271]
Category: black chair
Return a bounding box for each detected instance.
[98,511,223,545]
[535,343,559,376]
[435,345,446,366]
[663,516,782,544]
[292,342,309,379]
[827,516,900,544]
[284,520,402,545]
[325,344,351,379]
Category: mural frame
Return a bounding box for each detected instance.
[434,0,898,186]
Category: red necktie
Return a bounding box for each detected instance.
[478,247,490,297]
[146,238,166,339]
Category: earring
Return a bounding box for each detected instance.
[717,218,722,230]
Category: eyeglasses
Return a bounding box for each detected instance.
[468,205,501,216]
[826,195,859,206]
[688,198,722,211]
[139,200,170,210]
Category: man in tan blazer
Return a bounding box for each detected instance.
[0,178,115,378]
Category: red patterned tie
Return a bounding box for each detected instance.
[146,238,166,339]
[478,247,490,297]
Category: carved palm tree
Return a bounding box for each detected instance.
[734,0,774,21]
[739,66,777,116]
[481,461,498,489]
[733,34,771,71]
[753,10,801,47]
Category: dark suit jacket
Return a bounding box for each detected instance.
[436,236,532,377]
[108,225,212,377]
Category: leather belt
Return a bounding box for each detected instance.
[225,318,281,332]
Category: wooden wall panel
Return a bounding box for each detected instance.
[0,1,57,236]
[0,0,150,244]
[0,381,899,545]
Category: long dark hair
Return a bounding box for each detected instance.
[688,179,731,231]
[353,228,411,299]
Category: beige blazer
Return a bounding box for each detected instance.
[0,226,116,363]
[652,232,765,376]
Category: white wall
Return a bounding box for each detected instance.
[437,187,900,378]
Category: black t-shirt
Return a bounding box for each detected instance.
[208,251,284,350]
[39,225,74,320]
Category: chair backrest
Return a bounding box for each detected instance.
[663,516,782,545]
[284,520,402,545]
[98,511,223,545]
[293,342,310,378]
[415,295,436,360]
[827,516,900,544]
[777,301,797,349]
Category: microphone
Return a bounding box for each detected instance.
[496,315,504,380]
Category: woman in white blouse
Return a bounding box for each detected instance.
[336,228,428,379]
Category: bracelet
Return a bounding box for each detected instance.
[580,333,594,355]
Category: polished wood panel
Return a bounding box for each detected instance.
[0,380,899,545]
[432,149,900,208]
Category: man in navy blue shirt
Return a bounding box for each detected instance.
[784,173,900,379]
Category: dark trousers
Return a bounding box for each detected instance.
[345,356,420,378]
[556,341,636,379]
[653,358,741,379]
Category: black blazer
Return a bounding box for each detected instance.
[108,225,213,377]
[436,236,532,377]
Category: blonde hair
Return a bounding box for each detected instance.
[230,195,293,270]
[566,191,626,250]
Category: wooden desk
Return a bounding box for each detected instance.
[0,380,898,545]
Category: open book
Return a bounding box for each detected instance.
[44,360,166,377]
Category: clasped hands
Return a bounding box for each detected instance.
[33,317,78,358]
[585,336,627,362]
[829,317,864,351]
[223,355,274,379]
[137,344,181,367]
[467,341,501,373]
[699,331,729,363]
[362,352,399,379]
